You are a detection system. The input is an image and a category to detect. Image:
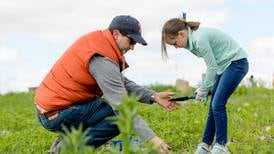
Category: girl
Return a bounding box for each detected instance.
[161,13,249,154]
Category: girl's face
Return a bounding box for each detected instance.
[165,29,188,49]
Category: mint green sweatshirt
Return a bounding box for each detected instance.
[186,27,248,90]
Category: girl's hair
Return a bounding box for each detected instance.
[161,18,200,59]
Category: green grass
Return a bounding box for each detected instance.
[0,92,56,153]
[0,86,273,153]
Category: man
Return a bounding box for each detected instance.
[35,15,176,153]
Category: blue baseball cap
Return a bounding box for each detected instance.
[109,15,147,46]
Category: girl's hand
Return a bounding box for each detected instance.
[195,88,209,102]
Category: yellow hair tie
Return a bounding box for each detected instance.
[179,18,186,23]
[179,12,186,23]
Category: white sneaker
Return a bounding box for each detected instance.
[48,136,61,154]
[211,143,230,154]
[195,143,211,154]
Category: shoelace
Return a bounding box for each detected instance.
[201,146,211,152]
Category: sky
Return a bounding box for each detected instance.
[0,0,274,94]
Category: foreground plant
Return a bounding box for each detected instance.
[59,96,158,154]
[60,125,95,154]
[112,96,158,154]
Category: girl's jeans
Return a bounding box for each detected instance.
[202,58,249,145]
[36,98,120,148]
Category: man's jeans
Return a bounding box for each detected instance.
[202,58,249,145]
[36,98,120,148]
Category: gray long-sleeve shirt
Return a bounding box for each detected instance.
[89,55,156,141]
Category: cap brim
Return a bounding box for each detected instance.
[128,34,147,46]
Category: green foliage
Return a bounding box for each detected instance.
[111,96,159,154]
[0,86,273,153]
[60,125,95,154]
[111,96,139,154]
[58,125,120,154]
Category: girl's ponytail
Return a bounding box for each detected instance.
[186,21,200,30]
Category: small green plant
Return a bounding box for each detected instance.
[60,125,95,154]
[111,96,158,154]
[112,96,139,154]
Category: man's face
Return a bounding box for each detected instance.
[113,30,136,54]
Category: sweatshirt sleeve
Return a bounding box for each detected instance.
[88,55,155,141]
[123,77,155,104]
[197,40,218,90]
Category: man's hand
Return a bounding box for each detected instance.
[154,92,178,111]
[149,136,171,154]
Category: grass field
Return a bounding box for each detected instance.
[0,86,273,153]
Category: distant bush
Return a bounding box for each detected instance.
[147,84,178,92]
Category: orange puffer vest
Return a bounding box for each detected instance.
[35,29,126,111]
